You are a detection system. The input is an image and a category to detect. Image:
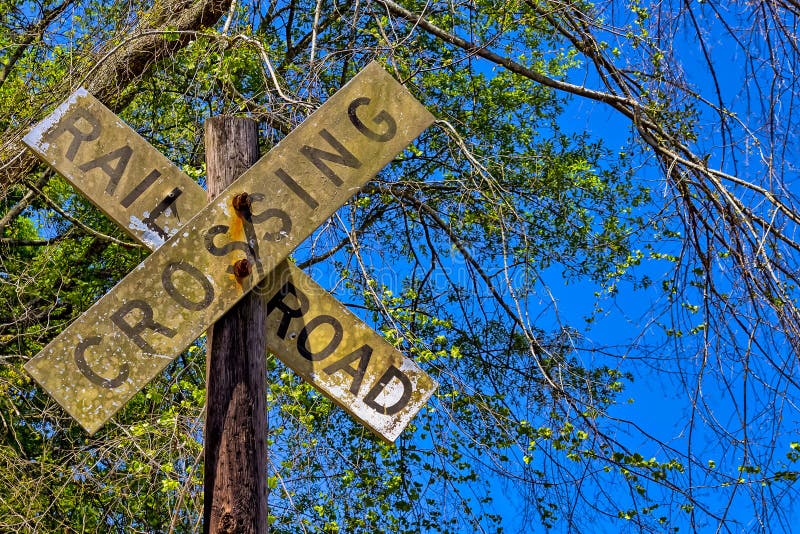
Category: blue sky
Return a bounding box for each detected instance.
[506,4,800,531]
[15,1,800,531]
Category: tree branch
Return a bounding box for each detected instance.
[0,2,73,89]
[0,0,233,191]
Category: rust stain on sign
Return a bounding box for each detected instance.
[226,199,252,291]
[23,62,437,439]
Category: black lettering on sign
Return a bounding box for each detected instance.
[78,145,132,195]
[275,168,319,209]
[266,281,309,338]
[300,129,362,186]
[363,365,413,416]
[348,97,398,142]
[252,206,292,242]
[296,315,343,361]
[111,300,177,354]
[162,261,215,311]
[45,107,101,161]
[74,335,129,389]
[143,187,182,240]
[205,224,249,256]
[120,169,161,208]
[323,344,373,395]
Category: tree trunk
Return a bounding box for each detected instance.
[203,116,268,534]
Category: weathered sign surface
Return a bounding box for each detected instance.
[261,260,436,441]
[23,88,207,250]
[24,62,436,438]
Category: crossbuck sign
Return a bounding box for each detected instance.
[23,63,437,442]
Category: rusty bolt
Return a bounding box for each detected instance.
[233,258,252,278]
[232,192,252,214]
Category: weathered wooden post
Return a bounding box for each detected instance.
[203,116,268,533]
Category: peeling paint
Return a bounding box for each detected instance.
[128,215,165,248]
[23,87,89,150]
[370,379,404,406]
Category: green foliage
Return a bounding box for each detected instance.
[0,0,651,530]
[4,0,797,532]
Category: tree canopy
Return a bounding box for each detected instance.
[2,0,799,532]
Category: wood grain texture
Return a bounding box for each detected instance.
[203,116,268,534]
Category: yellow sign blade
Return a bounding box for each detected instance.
[24,63,436,439]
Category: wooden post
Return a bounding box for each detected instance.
[203,116,268,534]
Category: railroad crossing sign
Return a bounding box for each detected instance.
[23,62,437,442]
